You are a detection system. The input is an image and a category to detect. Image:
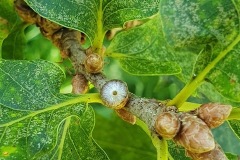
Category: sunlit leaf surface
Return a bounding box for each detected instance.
[0,60,108,159]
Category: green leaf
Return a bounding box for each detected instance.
[118,58,181,76]
[212,122,240,155]
[162,0,240,106]
[0,104,108,160]
[0,0,18,24]
[2,24,27,59]
[206,42,240,101]
[25,0,160,44]
[0,59,108,159]
[106,15,182,76]
[193,45,213,77]
[225,153,239,160]
[0,17,9,56]
[168,140,190,160]
[0,0,15,53]
[0,0,27,59]
[160,0,239,48]
[0,59,65,110]
[195,43,240,102]
[93,107,156,160]
[197,82,240,107]
[228,120,240,140]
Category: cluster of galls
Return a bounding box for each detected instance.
[154,103,232,160]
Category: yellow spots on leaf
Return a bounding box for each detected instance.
[0,146,17,157]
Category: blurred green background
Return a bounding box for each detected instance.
[3,24,240,159]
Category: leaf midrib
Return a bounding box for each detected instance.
[168,34,240,107]
[0,93,102,127]
[57,117,71,160]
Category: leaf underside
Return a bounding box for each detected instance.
[106,15,182,76]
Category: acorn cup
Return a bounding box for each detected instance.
[196,103,232,128]
[154,112,180,139]
[186,142,227,160]
[174,113,215,153]
[100,80,129,110]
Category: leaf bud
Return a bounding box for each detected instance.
[197,103,232,128]
[186,143,227,160]
[100,80,128,109]
[115,108,136,124]
[84,53,104,73]
[174,114,215,153]
[155,112,180,139]
[72,74,89,94]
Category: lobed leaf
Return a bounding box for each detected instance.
[24,0,160,44]
[206,42,240,102]
[160,0,239,48]
[160,0,240,102]
[0,104,108,160]
[0,59,108,159]
[106,15,183,76]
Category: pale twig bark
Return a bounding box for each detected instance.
[59,29,164,132]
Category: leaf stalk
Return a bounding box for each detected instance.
[92,0,105,55]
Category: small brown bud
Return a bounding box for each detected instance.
[100,80,128,109]
[115,108,136,124]
[72,74,89,94]
[174,114,215,153]
[84,53,104,73]
[197,103,232,128]
[155,112,180,139]
[186,143,227,160]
